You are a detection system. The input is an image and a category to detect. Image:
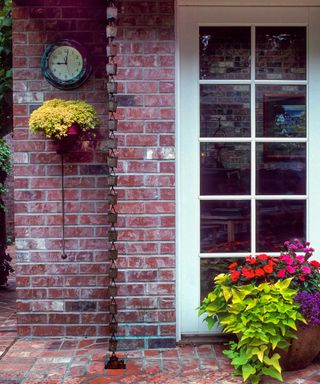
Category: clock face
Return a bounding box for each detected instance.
[48,46,84,82]
[41,40,92,90]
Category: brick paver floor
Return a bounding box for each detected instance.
[0,336,319,384]
[0,247,319,383]
[0,279,17,333]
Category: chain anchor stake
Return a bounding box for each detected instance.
[105,0,126,371]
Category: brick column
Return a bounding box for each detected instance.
[13,0,176,348]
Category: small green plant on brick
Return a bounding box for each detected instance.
[0,0,12,138]
[0,138,11,206]
[0,137,12,286]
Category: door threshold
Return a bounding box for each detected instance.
[178,333,236,346]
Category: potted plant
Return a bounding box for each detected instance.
[198,239,320,384]
[28,99,100,140]
[0,138,13,286]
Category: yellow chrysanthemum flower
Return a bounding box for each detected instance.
[29,99,100,140]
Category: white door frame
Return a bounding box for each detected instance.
[176,5,320,339]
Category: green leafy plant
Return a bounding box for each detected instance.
[28,99,100,140]
[199,240,320,383]
[0,137,12,286]
[0,0,12,138]
[0,137,11,198]
[199,276,305,383]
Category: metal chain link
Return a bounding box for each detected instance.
[105,0,126,371]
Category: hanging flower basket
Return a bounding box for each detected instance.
[28,99,100,140]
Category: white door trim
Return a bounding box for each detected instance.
[176,5,320,338]
[178,1,320,6]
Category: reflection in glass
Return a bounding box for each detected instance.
[256,200,306,252]
[200,85,251,137]
[200,201,251,253]
[200,258,240,300]
[256,143,306,195]
[256,27,306,80]
[256,85,306,137]
[200,143,251,195]
[199,27,251,80]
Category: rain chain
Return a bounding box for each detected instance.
[105,0,126,371]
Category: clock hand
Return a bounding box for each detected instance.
[64,50,69,65]
[55,62,67,65]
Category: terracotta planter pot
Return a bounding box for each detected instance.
[66,123,81,136]
[278,324,320,371]
[55,124,81,154]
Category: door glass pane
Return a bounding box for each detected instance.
[200,257,240,300]
[256,200,306,252]
[201,201,251,253]
[256,27,306,80]
[200,143,251,195]
[256,85,306,137]
[200,27,251,80]
[200,85,251,137]
[256,143,306,195]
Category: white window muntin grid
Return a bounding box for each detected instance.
[199,24,308,258]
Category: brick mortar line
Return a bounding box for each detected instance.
[60,339,80,383]
[0,336,18,361]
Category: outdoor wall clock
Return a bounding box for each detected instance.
[41,39,92,90]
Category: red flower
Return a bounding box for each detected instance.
[268,259,277,267]
[229,262,238,270]
[245,256,256,265]
[257,254,270,261]
[299,274,306,281]
[310,260,320,268]
[242,268,255,279]
[263,264,273,274]
[255,268,265,277]
[230,270,241,282]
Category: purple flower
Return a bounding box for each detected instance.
[286,266,296,274]
[280,254,293,265]
[295,292,320,326]
[284,241,290,246]
[296,256,305,263]
[289,244,298,251]
[301,266,311,274]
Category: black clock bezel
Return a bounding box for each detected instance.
[41,39,92,90]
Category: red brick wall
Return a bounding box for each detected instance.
[115,0,176,349]
[13,0,110,338]
[13,0,176,348]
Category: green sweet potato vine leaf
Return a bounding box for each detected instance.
[198,275,306,383]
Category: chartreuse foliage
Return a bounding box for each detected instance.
[29,99,100,140]
[198,275,306,384]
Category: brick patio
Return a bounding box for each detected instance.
[0,335,319,384]
[1,248,320,383]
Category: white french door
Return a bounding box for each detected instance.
[177,5,320,336]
